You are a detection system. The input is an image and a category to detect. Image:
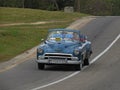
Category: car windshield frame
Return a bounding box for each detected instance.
[47,30,80,43]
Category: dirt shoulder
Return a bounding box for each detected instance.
[0,21,66,27]
[0,16,96,73]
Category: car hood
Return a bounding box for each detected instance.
[42,41,81,54]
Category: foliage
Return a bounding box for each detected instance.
[0,0,120,15]
[80,0,112,15]
[111,0,120,15]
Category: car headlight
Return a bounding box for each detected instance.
[37,48,44,54]
[74,49,80,55]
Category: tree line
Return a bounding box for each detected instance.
[0,0,120,15]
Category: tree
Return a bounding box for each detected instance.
[22,0,25,8]
[74,0,80,12]
[52,0,59,10]
[1,0,120,15]
[80,0,112,15]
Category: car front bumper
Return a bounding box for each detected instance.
[36,54,81,65]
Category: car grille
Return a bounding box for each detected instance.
[44,53,72,60]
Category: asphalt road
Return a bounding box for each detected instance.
[0,16,120,90]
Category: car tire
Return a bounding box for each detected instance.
[84,58,90,66]
[84,52,90,66]
[38,63,45,70]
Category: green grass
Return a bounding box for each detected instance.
[0,7,88,62]
[0,7,87,24]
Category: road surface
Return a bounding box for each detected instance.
[0,16,120,90]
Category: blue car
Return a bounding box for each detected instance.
[36,29,92,70]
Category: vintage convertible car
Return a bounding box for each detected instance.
[36,29,92,70]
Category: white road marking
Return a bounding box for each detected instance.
[31,34,120,90]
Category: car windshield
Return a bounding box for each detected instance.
[47,30,80,42]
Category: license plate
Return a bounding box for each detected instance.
[49,60,66,64]
[55,38,61,41]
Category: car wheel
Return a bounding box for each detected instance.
[84,58,90,66]
[84,52,90,66]
[38,63,45,70]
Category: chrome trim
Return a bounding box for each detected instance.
[36,53,80,65]
[36,59,81,65]
[44,53,73,57]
